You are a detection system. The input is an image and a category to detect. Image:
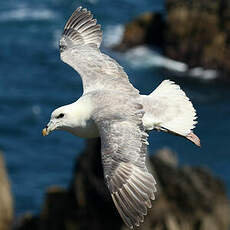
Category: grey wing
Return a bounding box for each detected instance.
[94,102,157,229]
[60,7,138,94]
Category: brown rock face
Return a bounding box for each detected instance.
[164,0,230,72]
[15,139,230,230]
[114,12,165,51]
[115,0,230,79]
[0,153,13,230]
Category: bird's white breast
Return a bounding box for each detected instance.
[69,118,99,138]
[64,95,99,138]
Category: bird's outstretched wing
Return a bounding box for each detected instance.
[60,7,137,94]
[93,96,157,229]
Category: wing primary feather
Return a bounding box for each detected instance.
[78,19,97,33]
[119,188,145,222]
[137,169,157,185]
[133,170,156,193]
[123,184,147,214]
[111,174,125,189]
[129,178,149,201]
[68,8,89,29]
[61,7,102,48]
[65,8,86,30]
[131,175,154,200]
[145,199,152,209]
[112,194,134,229]
[117,190,139,225]
[64,7,82,29]
[84,30,102,39]
[151,192,155,200]
[127,181,148,215]
[73,14,93,31]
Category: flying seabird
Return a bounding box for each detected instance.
[42,7,200,229]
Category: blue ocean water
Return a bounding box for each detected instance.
[0,0,229,216]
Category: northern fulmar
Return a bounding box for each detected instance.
[42,7,200,229]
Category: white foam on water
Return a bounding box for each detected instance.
[52,29,62,49]
[86,0,99,3]
[103,24,187,72]
[0,7,57,22]
[103,23,219,80]
[188,67,218,80]
[53,21,218,81]
[103,24,125,47]
[124,46,188,72]
[123,46,219,80]
[32,105,41,115]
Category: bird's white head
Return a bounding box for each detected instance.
[42,96,97,138]
[42,105,73,136]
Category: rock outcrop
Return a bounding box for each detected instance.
[114,12,165,51]
[0,153,13,230]
[115,0,230,80]
[15,139,230,230]
[164,0,230,74]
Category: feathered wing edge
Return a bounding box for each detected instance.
[108,163,157,229]
[61,7,102,49]
[101,113,157,229]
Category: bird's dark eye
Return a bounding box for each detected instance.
[59,44,66,53]
[57,113,64,119]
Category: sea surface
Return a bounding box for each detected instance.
[0,0,229,216]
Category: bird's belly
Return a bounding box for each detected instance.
[67,119,99,138]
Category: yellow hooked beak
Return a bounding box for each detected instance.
[42,121,56,136]
[42,128,48,136]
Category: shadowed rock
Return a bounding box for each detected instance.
[164,0,229,72]
[114,12,164,51]
[15,139,230,230]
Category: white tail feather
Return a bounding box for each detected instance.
[142,80,198,137]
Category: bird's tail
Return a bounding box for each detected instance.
[141,80,200,146]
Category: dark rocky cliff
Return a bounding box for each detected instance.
[15,139,230,230]
[115,0,230,81]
